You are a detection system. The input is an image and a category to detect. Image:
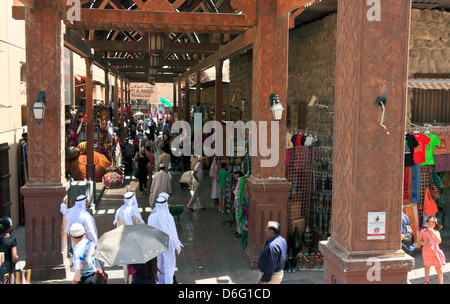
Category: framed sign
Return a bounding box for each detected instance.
[367,212,386,240]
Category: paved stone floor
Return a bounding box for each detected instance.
[13,166,450,285]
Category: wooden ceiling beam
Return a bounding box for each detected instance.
[63,9,253,32]
[178,27,253,80]
[85,40,219,53]
[107,58,198,67]
[276,0,316,16]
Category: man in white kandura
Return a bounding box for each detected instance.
[113,192,145,226]
[147,192,183,284]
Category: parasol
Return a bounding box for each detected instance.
[102,172,123,189]
[134,111,144,117]
[179,170,193,189]
[67,151,111,182]
[94,224,169,266]
[159,97,173,108]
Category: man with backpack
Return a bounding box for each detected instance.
[402,212,414,255]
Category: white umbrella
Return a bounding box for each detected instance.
[133,111,144,117]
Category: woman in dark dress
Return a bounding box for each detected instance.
[0,216,19,282]
[127,259,158,284]
[134,150,150,191]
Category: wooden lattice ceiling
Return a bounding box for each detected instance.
[64,0,250,84]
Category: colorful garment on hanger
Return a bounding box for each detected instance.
[237,178,248,250]
[411,164,421,204]
[422,133,441,166]
[288,133,294,148]
[405,133,419,166]
[412,133,431,164]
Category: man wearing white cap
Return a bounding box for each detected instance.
[69,223,98,284]
[149,163,173,208]
[147,193,183,284]
[113,192,145,226]
[186,156,206,211]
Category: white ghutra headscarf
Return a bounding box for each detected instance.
[113,192,145,225]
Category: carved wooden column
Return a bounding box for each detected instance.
[177,79,182,121]
[114,75,119,128]
[85,58,95,185]
[120,78,124,134]
[215,60,223,123]
[20,0,70,280]
[196,70,201,106]
[318,0,414,284]
[184,76,190,123]
[173,81,177,120]
[234,0,292,267]
[105,69,110,107]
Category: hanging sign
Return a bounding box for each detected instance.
[367,212,386,240]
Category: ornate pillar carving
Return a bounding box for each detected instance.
[319,0,414,284]
[244,0,291,267]
[21,0,70,280]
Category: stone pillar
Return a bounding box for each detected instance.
[245,0,291,267]
[319,0,414,284]
[21,0,70,280]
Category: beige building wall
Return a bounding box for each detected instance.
[0,0,27,227]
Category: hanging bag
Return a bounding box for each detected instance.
[425,230,446,266]
[423,187,438,216]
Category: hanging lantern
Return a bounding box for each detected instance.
[149,33,164,57]
[32,91,47,124]
[269,93,284,121]
[149,56,160,68]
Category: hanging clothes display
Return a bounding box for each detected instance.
[403,125,449,244]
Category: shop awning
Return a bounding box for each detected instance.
[408,79,450,90]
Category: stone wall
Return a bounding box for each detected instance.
[228,52,253,122]
[227,9,449,146]
[287,13,337,147]
[409,9,449,76]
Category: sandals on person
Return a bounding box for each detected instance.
[234,232,241,237]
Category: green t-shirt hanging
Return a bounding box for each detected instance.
[422,133,441,166]
[217,169,228,188]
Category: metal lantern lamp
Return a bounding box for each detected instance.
[149,33,164,57]
[270,93,284,121]
[32,91,47,124]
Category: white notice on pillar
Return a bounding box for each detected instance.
[367,212,386,240]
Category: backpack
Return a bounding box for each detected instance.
[402,216,414,246]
